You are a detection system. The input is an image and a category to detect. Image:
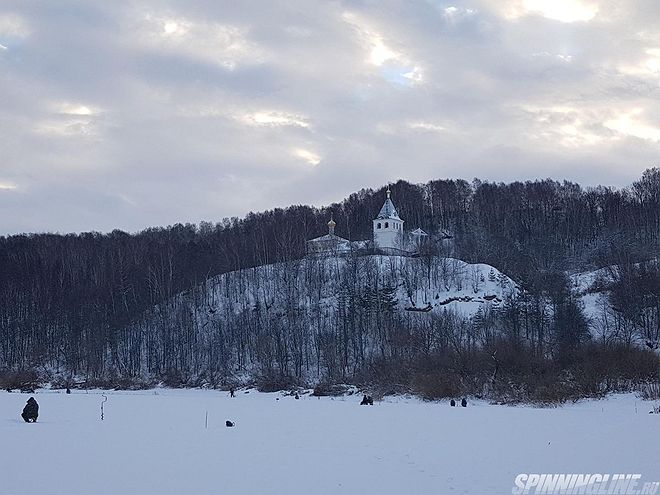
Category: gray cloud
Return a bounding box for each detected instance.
[0,0,658,234]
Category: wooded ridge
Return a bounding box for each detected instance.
[1,169,658,402]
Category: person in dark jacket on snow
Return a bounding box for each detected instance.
[21,397,39,423]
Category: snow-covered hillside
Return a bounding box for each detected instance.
[124,255,517,383]
[571,260,659,347]
[2,389,658,495]
[193,255,515,320]
[570,265,615,322]
[123,254,656,384]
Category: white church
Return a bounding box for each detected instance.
[306,187,428,256]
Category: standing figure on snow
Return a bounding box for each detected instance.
[21,397,39,423]
[450,399,456,407]
[360,395,374,406]
[461,398,467,407]
[229,387,235,398]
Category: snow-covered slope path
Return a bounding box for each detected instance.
[1,390,657,495]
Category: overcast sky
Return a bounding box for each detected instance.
[0,0,658,234]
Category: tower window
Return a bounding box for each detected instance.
[385,222,389,228]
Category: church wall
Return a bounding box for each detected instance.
[373,219,405,250]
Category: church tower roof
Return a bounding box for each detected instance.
[376,187,401,220]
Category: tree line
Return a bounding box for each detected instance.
[0,168,658,400]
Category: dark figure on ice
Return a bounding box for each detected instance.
[66,387,71,394]
[461,398,467,407]
[21,397,39,423]
[226,420,235,427]
[360,395,374,406]
[229,387,235,398]
[294,392,300,400]
[450,399,456,407]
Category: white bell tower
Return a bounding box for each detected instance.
[373,187,404,252]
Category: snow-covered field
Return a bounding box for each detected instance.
[1,390,658,495]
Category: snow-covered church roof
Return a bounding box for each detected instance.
[306,217,353,255]
[308,233,350,243]
[376,188,401,220]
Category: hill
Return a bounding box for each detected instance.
[0,169,658,402]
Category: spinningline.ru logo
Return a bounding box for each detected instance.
[512,474,660,495]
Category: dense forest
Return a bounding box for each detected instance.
[1,168,658,402]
